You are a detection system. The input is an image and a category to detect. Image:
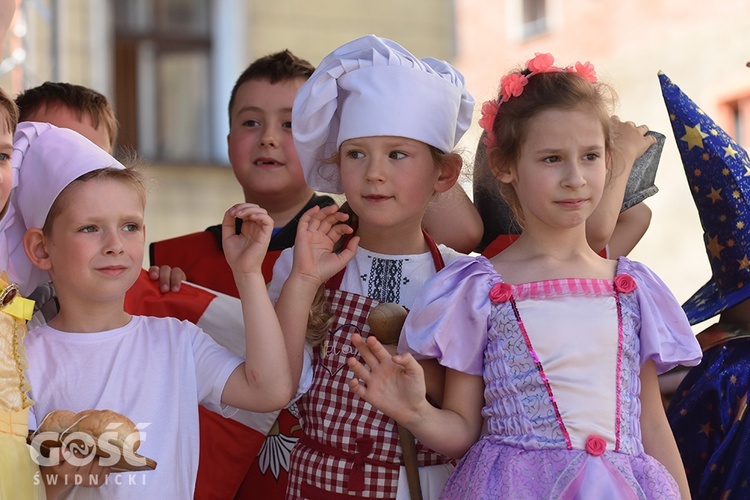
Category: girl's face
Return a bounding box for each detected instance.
[0,122,13,217]
[500,107,607,231]
[339,136,446,233]
[43,178,145,307]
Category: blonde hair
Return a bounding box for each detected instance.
[0,86,18,136]
[0,87,18,216]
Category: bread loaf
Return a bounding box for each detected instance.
[38,409,77,434]
[39,409,140,451]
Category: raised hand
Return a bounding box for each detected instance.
[347,333,427,425]
[291,204,359,285]
[222,203,274,276]
[611,116,656,177]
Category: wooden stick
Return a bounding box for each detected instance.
[397,422,423,500]
[367,302,422,500]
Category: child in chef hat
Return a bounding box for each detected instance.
[270,34,473,499]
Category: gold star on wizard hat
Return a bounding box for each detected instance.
[659,71,750,325]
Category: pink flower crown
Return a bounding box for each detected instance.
[479,53,597,147]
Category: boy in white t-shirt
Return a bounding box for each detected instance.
[16,122,293,499]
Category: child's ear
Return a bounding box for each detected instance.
[489,149,515,184]
[433,153,462,194]
[22,228,52,270]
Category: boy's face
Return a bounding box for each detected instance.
[44,178,144,306]
[25,104,112,153]
[0,121,13,217]
[227,78,311,203]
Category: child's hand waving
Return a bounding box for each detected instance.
[223,203,273,276]
[347,333,428,427]
[291,204,359,286]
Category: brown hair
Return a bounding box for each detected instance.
[227,50,315,127]
[43,164,147,235]
[15,82,119,150]
[480,71,616,226]
[305,145,460,346]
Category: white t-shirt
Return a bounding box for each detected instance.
[24,315,243,500]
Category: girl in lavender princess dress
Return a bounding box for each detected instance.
[347,54,701,499]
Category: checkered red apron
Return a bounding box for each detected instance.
[286,234,451,499]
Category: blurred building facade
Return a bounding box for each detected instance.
[3,0,750,331]
[0,0,457,244]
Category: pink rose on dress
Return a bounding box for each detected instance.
[585,435,606,456]
[526,52,555,74]
[499,73,528,102]
[614,274,637,294]
[571,61,597,83]
[489,283,513,303]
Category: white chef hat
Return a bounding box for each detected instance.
[16,122,126,230]
[0,122,125,294]
[292,34,474,194]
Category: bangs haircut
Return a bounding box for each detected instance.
[0,86,18,135]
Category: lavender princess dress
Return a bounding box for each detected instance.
[400,256,701,499]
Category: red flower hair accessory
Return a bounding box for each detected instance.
[526,52,556,74]
[568,61,597,83]
[499,72,529,102]
[478,53,598,147]
[479,99,500,147]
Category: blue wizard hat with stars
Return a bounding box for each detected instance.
[659,71,750,325]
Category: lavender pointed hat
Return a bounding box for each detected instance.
[0,122,125,295]
[659,72,750,324]
[292,34,474,194]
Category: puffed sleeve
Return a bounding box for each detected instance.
[398,256,495,376]
[623,258,702,373]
